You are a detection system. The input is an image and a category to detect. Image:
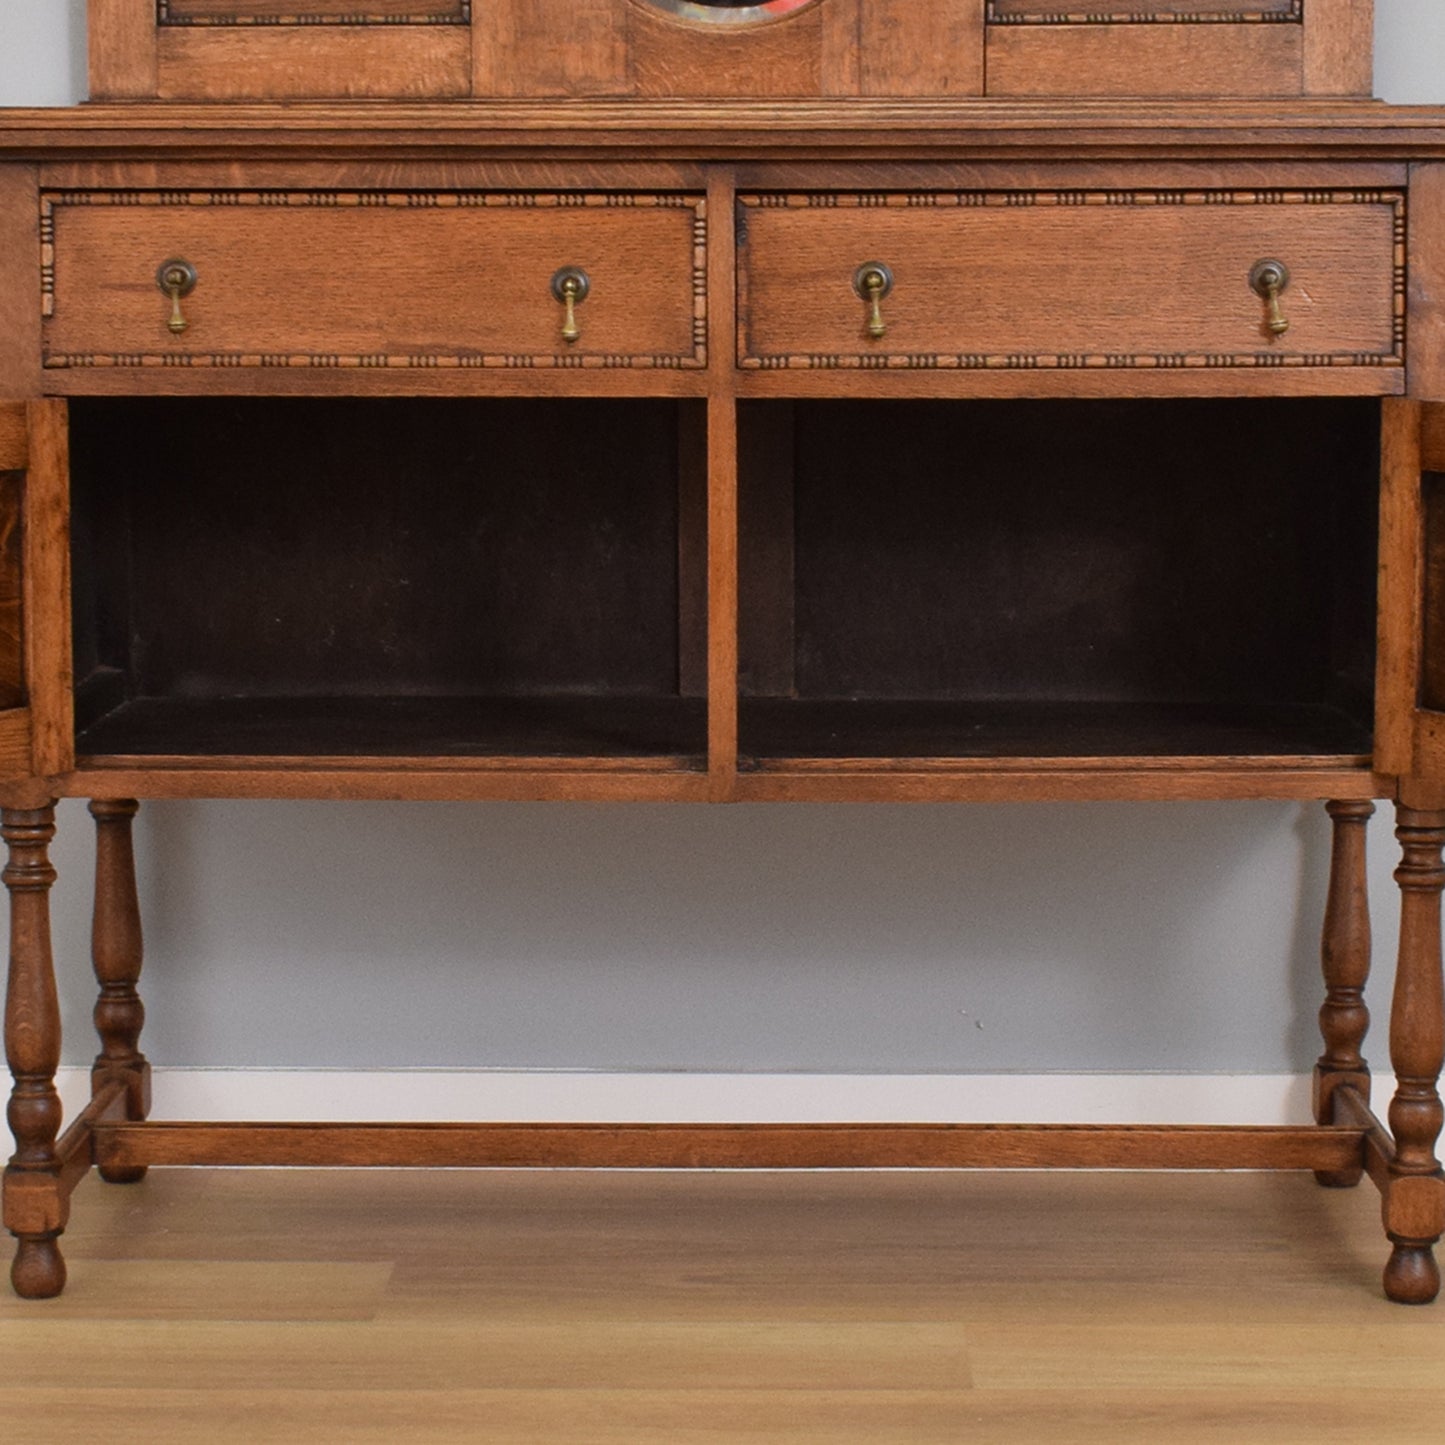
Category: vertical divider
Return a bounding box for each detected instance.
[1376,397,1423,781]
[706,169,739,800]
[23,403,72,782]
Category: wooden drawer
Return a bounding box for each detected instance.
[41,191,708,372]
[737,189,1404,377]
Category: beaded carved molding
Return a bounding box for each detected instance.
[984,2,1301,21]
[737,189,1406,373]
[40,191,709,372]
[156,2,471,23]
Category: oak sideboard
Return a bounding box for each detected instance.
[5,0,1445,1304]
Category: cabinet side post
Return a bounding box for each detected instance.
[1,802,65,1299]
[1408,164,1445,401]
[1384,804,1445,1303]
[90,799,150,1184]
[1314,799,1375,1189]
[1303,0,1374,98]
[89,0,159,101]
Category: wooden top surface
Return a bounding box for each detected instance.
[5,98,1445,160]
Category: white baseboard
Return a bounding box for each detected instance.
[32,1066,1399,1133]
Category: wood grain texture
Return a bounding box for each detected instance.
[43,192,705,370]
[156,26,470,100]
[1374,398,1422,778]
[473,0,629,98]
[22,403,71,781]
[738,190,1401,369]
[1,805,65,1298]
[88,0,160,101]
[706,170,738,796]
[1303,0,1374,98]
[89,799,151,1177]
[0,714,33,790]
[732,765,1383,804]
[1408,164,1445,402]
[862,0,982,97]
[0,167,39,401]
[92,1121,1366,1172]
[1384,808,1445,1302]
[631,3,823,99]
[0,472,23,714]
[986,22,1301,98]
[6,1170,1445,1440]
[1313,799,1375,1188]
[0,408,26,473]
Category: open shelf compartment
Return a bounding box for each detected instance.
[69,397,708,768]
[738,398,1381,770]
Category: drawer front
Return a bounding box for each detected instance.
[738,189,1404,374]
[42,191,708,370]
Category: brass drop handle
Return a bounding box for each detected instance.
[853,262,894,340]
[1249,259,1291,339]
[551,266,590,345]
[156,259,198,337]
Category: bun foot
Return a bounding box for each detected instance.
[1384,1240,1441,1304]
[1313,1166,1365,1189]
[98,1163,148,1185]
[11,1234,66,1299]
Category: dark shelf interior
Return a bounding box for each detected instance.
[739,397,1381,761]
[69,397,706,763]
[739,699,1373,764]
[75,694,707,761]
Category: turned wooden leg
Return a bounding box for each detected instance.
[1313,800,1375,1188]
[1384,806,1445,1304]
[91,799,150,1185]
[2,804,66,1299]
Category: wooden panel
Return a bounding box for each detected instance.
[161,0,467,20]
[1377,399,1425,778]
[0,471,24,711]
[861,0,982,96]
[631,3,822,98]
[1426,406,1445,472]
[739,190,1402,371]
[156,26,469,99]
[92,1120,1365,1173]
[44,192,706,370]
[986,23,1301,98]
[473,0,629,98]
[1409,165,1445,402]
[1303,0,1374,97]
[0,406,26,472]
[0,167,40,399]
[23,401,72,778]
[88,0,160,100]
[733,764,1382,805]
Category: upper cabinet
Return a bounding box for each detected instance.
[87,0,1374,103]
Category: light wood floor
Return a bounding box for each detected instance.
[2,1169,1445,1443]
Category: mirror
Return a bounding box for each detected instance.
[641,1,819,22]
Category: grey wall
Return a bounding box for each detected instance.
[0,0,1441,1075]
